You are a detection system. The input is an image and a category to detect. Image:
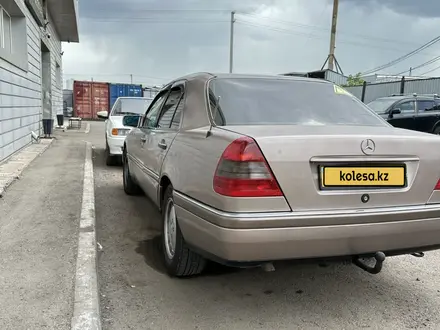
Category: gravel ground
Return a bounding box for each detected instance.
[87,121,440,330]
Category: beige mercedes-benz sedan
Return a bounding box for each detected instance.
[122,72,440,277]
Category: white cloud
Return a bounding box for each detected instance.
[62,0,440,87]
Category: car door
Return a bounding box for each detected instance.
[415,99,440,133]
[387,100,416,130]
[140,82,185,206]
[128,90,170,199]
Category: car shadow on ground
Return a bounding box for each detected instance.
[93,146,439,329]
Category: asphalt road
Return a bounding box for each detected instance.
[88,121,440,330]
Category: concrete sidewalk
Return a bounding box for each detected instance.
[0,137,87,329]
[0,139,53,197]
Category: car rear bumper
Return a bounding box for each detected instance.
[107,135,125,155]
[174,191,440,263]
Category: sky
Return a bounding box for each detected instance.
[62,0,440,87]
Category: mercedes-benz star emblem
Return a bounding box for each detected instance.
[361,139,375,155]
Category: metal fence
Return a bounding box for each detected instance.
[344,77,440,103]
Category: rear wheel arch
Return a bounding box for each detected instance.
[159,175,172,212]
[432,121,440,134]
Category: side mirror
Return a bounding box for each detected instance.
[123,115,141,128]
[388,108,401,119]
[97,110,108,119]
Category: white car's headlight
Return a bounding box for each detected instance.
[111,128,131,136]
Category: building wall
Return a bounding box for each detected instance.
[0,0,62,162]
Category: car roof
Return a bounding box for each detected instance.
[163,72,332,87]
[374,95,437,101]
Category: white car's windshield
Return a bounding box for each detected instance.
[113,98,153,116]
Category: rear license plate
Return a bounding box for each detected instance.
[321,166,406,188]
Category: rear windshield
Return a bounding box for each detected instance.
[208,78,387,127]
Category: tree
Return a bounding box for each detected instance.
[343,72,365,87]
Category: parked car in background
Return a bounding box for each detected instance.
[97,96,153,165]
[367,94,440,134]
[122,73,440,278]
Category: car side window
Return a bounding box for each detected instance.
[418,100,436,112]
[170,96,184,130]
[142,92,168,128]
[157,86,184,129]
[396,101,415,113]
[434,100,440,110]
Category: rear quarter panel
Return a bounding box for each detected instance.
[161,127,291,212]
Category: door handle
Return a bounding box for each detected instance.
[140,136,147,143]
[158,140,167,150]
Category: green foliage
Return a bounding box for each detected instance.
[343,72,365,87]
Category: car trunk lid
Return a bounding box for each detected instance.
[221,125,440,211]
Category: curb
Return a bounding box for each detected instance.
[71,142,101,330]
[0,139,54,198]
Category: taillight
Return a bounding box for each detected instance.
[435,179,440,190]
[213,136,283,197]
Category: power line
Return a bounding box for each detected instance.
[236,20,436,54]
[80,12,439,56]
[81,17,229,24]
[238,13,423,48]
[82,9,230,16]
[420,64,440,76]
[394,55,440,75]
[64,73,171,80]
[360,36,440,75]
[302,5,327,48]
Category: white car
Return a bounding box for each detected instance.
[97,97,153,165]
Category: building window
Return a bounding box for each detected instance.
[0,6,12,53]
[56,62,61,87]
[0,0,27,71]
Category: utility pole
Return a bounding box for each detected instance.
[409,67,412,76]
[130,74,133,84]
[328,0,339,71]
[229,11,235,73]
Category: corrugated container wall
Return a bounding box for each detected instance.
[109,83,143,110]
[73,81,109,119]
[325,70,348,86]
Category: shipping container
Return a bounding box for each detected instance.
[109,83,143,110]
[73,81,109,119]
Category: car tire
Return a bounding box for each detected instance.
[161,185,206,277]
[122,148,142,195]
[434,126,440,135]
[105,142,118,166]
